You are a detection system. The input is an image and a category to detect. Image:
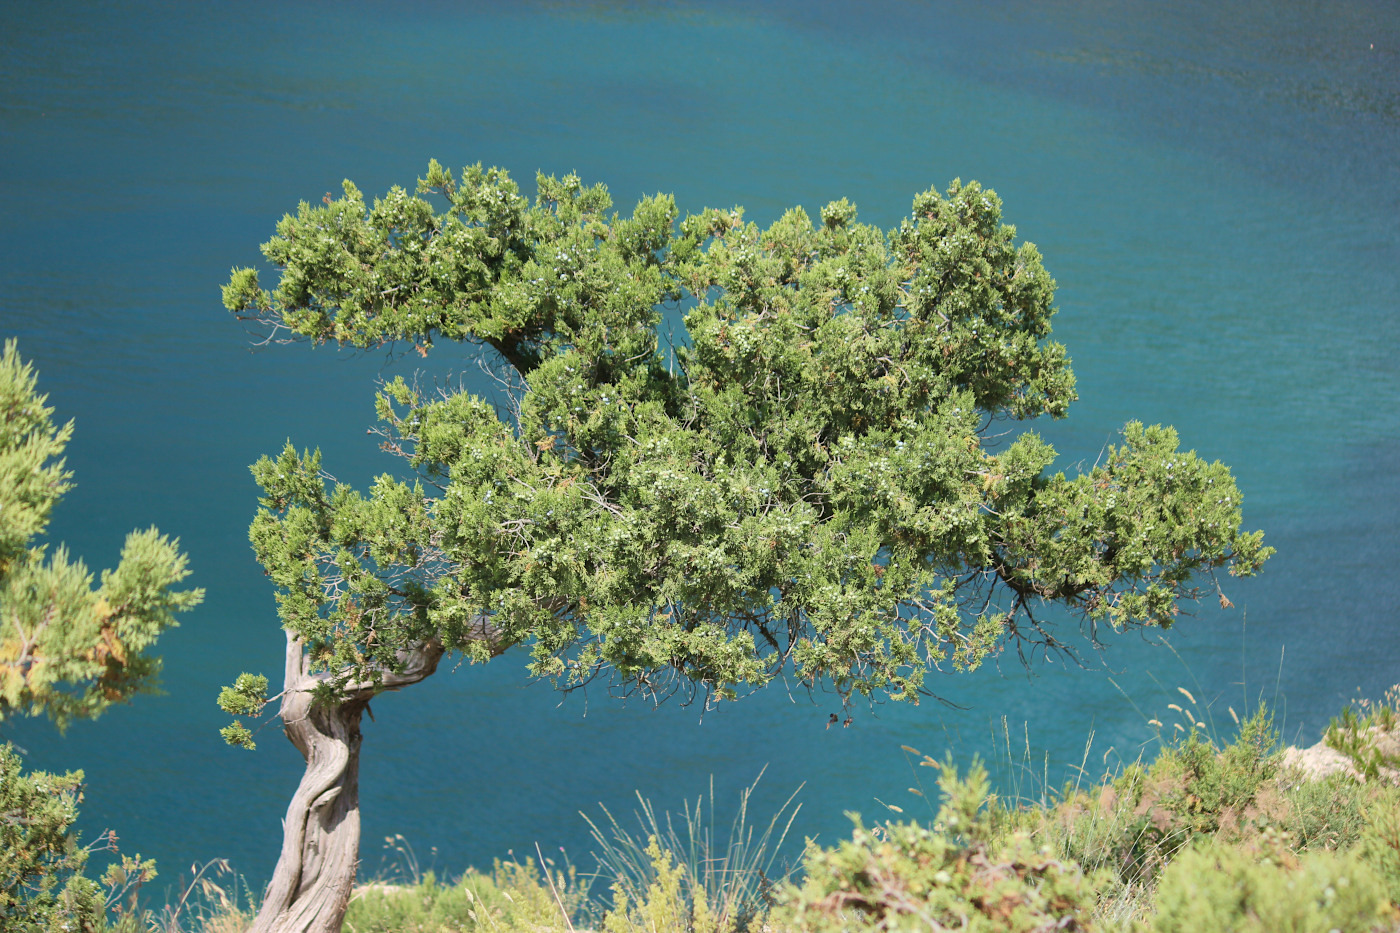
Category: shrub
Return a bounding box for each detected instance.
[602,838,734,933]
[774,758,1102,932]
[0,743,156,932]
[1151,836,1390,932]
[1276,773,1391,853]
[0,743,105,931]
[1026,706,1281,893]
[1358,800,1400,910]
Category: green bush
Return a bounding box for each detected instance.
[0,743,155,933]
[1276,773,1392,853]
[0,743,104,931]
[775,758,1102,932]
[1151,837,1390,932]
[601,838,735,933]
[1358,800,1400,909]
[1024,706,1281,895]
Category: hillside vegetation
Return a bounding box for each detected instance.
[126,687,1400,933]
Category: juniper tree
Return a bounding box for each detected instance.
[220,162,1271,933]
[0,339,202,723]
[0,340,201,928]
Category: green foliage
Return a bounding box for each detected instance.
[1136,705,1279,838]
[0,743,157,932]
[994,699,1400,930]
[0,339,203,728]
[0,343,73,566]
[219,720,256,750]
[1358,799,1400,908]
[216,672,269,716]
[1025,707,1282,892]
[1151,838,1390,933]
[775,759,1102,932]
[222,164,1270,714]
[0,742,103,930]
[168,692,1400,933]
[0,341,196,930]
[1276,774,1391,854]
[602,838,734,933]
[216,673,268,749]
[765,699,1400,933]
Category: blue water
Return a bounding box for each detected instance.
[2,0,1397,893]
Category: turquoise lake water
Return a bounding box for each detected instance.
[1,0,1397,890]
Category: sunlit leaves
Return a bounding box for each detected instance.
[0,342,202,728]
[228,165,1270,711]
[0,744,109,928]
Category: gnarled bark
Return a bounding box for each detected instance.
[248,632,445,933]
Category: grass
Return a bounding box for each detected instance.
[110,858,257,933]
[344,859,579,933]
[580,767,804,932]
[1326,684,1400,781]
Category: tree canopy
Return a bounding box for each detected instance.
[0,339,202,727]
[221,162,1271,732]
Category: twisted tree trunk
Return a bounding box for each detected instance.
[248,632,445,933]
